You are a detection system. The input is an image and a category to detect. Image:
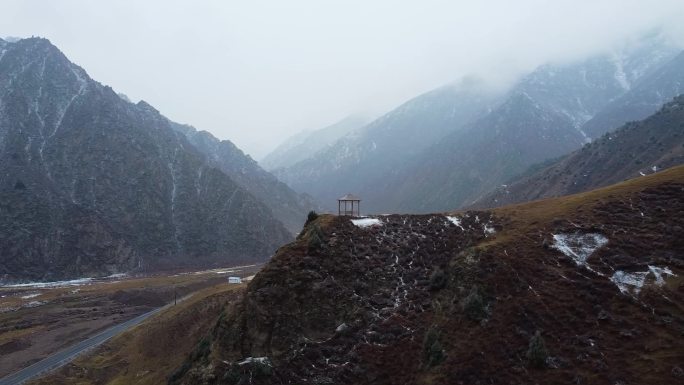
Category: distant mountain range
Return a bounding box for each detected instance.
[472,94,684,208]
[272,77,502,211]
[0,37,312,282]
[270,35,683,214]
[260,114,370,171]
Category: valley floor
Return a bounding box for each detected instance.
[0,265,260,380]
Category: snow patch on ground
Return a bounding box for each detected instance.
[237,357,271,366]
[484,223,496,236]
[445,216,465,231]
[351,218,383,228]
[213,270,237,274]
[551,233,608,267]
[3,277,93,288]
[23,300,46,308]
[610,266,675,296]
[336,323,349,333]
[21,293,41,299]
[648,266,674,285]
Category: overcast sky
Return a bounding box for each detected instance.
[2,1,684,159]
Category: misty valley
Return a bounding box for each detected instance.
[1,3,684,385]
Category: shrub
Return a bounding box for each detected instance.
[306,210,318,224]
[307,225,324,251]
[526,330,548,368]
[167,338,211,384]
[167,360,191,384]
[190,337,211,362]
[222,368,242,385]
[422,326,446,368]
[223,360,272,385]
[253,360,272,377]
[461,285,487,321]
[429,269,447,291]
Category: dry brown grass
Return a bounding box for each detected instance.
[476,165,684,246]
[0,325,46,346]
[29,283,245,385]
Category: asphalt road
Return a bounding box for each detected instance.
[0,306,164,385]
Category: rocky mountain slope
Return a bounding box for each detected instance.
[170,123,316,234]
[372,41,682,213]
[0,38,292,282]
[173,165,684,385]
[473,95,684,208]
[260,114,369,171]
[274,37,680,213]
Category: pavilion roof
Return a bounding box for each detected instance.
[338,193,361,201]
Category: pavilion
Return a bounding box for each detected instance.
[338,194,361,216]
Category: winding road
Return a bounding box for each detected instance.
[0,306,164,385]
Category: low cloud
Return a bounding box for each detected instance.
[3,0,683,158]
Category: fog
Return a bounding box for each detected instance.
[2,0,684,158]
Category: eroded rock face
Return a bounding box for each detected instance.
[0,38,292,282]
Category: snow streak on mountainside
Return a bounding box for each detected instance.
[0,38,292,282]
[473,94,684,208]
[582,51,684,138]
[395,43,682,213]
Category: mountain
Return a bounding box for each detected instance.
[260,114,369,171]
[170,123,317,234]
[172,165,684,385]
[273,37,680,214]
[581,51,684,138]
[386,42,683,213]
[274,77,503,212]
[472,95,684,208]
[0,38,292,282]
